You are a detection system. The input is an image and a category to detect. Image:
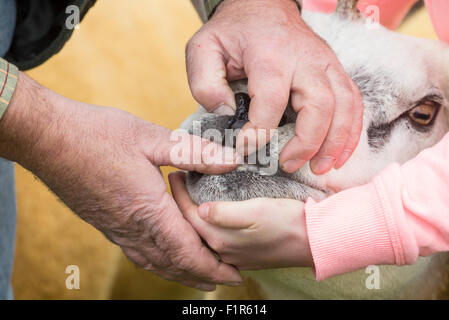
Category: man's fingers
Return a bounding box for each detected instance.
[186,32,236,115]
[124,233,218,291]
[181,280,217,292]
[236,58,291,155]
[169,172,225,233]
[167,173,242,285]
[149,126,240,174]
[169,171,199,222]
[309,65,355,174]
[150,267,217,292]
[153,267,218,292]
[279,74,334,173]
[334,79,364,169]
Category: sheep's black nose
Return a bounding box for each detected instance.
[227,93,250,130]
[227,92,288,131]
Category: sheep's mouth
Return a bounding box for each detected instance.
[186,90,327,203]
[186,169,327,204]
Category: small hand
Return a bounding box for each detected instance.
[169,171,314,270]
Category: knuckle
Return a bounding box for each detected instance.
[190,83,217,105]
[267,89,290,110]
[183,281,207,290]
[332,125,351,141]
[161,270,182,282]
[322,135,349,155]
[311,91,335,112]
[208,205,223,224]
[328,129,350,147]
[329,119,351,140]
[251,63,288,87]
[186,32,205,52]
[143,263,158,273]
[302,145,320,157]
[295,127,325,149]
[296,141,320,159]
[218,253,234,265]
[255,55,282,71]
[209,238,226,253]
[172,252,196,272]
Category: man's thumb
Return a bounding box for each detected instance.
[151,127,240,174]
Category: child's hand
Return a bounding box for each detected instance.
[169,172,314,270]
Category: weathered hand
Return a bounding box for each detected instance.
[170,172,314,270]
[0,74,242,291]
[186,0,363,174]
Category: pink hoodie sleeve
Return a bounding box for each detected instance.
[303,0,449,39]
[302,0,418,30]
[305,132,449,281]
[425,0,449,44]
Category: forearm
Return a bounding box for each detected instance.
[0,72,78,174]
[190,0,302,22]
[305,133,449,280]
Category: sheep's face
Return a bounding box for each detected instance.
[182,10,449,205]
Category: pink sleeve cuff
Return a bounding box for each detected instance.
[305,164,418,281]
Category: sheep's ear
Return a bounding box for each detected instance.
[335,0,362,20]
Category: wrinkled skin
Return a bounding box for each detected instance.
[186,0,363,174]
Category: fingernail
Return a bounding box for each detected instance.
[198,204,209,219]
[281,159,306,173]
[313,156,336,174]
[334,150,352,169]
[224,282,242,287]
[196,284,216,291]
[212,103,234,116]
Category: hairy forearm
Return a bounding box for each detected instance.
[0,73,50,165]
[0,62,242,289]
[0,73,77,173]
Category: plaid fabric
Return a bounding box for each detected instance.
[203,0,302,19]
[0,58,18,120]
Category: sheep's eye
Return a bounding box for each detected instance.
[408,101,440,126]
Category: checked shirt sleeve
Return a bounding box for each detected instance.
[191,0,302,22]
[190,0,223,22]
[204,0,223,18]
[0,57,19,120]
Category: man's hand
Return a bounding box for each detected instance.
[186,0,363,174]
[170,172,314,269]
[0,73,242,291]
